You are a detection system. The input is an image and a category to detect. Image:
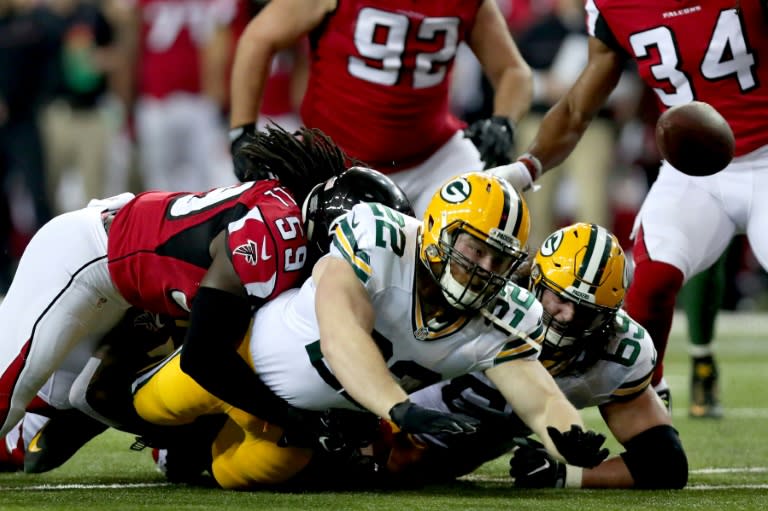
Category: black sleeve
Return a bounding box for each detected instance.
[179,286,309,430]
[620,425,688,489]
[593,14,630,60]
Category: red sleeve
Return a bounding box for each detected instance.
[227,201,307,300]
[227,207,280,300]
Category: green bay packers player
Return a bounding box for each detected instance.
[132,173,609,489]
[395,223,688,489]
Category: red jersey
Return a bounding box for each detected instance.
[131,0,237,98]
[587,0,768,157]
[107,181,307,317]
[300,0,481,172]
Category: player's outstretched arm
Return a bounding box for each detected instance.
[526,36,624,174]
[509,386,687,488]
[313,257,478,439]
[489,36,625,191]
[179,234,309,431]
[485,360,607,467]
[313,256,409,419]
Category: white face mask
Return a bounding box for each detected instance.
[439,264,481,310]
[543,322,579,349]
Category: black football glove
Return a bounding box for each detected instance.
[464,116,516,169]
[276,411,342,453]
[509,437,567,488]
[547,425,609,468]
[389,400,479,447]
[229,123,277,182]
[277,409,378,456]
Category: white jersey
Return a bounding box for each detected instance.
[410,309,656,423]
[248,203,544,411]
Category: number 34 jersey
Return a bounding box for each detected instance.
[107,180,307,317]
[587,0,768,156]
[248,203,544,411]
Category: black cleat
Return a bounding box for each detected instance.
[653,379,672,415]
[689,356,723,419]
[23,409,109,474]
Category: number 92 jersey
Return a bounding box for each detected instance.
[107,180,307,317]
[248,202,544,411]
[301,0,481,170]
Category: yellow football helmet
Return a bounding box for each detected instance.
[531,223,630,361]
[420,172,530,310]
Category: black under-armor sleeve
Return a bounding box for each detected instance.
[620,425,688,489]
[179,286,308,430]
[593,14,630,60]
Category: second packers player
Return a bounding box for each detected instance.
[393,223,688,489]
[132,173,609,489]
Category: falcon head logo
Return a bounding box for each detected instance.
[234,239,259,266]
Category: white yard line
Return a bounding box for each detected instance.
[692,467,768,474]
[0,482,173,490]
[3,471,768,491]
[459,466,768,484]
[688,484,768,490]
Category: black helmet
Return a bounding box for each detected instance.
[302,166,413,257]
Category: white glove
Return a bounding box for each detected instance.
[487,161,540,192]
[87,192,135,211]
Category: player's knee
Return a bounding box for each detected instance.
[620,424,688,489]
[211,433,312,489]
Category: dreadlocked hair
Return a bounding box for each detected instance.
[237,123,355,206]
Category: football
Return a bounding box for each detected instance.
[655,101,735,176]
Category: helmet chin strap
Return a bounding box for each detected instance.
[439,267,480,310]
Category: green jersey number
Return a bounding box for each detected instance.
[604,313,645,367]
[370,203,406,257]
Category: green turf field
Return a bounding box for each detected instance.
[1,312,767,510]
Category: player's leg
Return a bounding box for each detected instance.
[569,117,613,230]
[0,418,26,472]
[0,207,129,437]
[679,249,728,419]
[624,162,735,408]
[0,413,48,472]
[22,408,108,474]
[132,348,226,426]
[70,309,184,431]
[179,94,224,191]
[19,344,113,474]
[135,97,175,192]
[150,414,228,485]
[21,310,185,473]
[210,410,312,489]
